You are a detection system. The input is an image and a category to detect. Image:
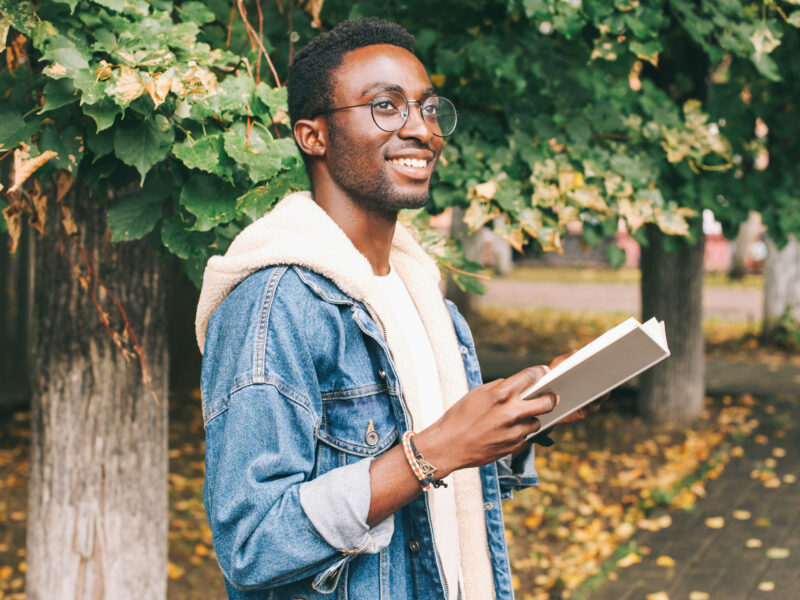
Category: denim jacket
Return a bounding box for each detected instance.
[198,193,541,600]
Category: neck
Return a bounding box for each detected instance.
[311,180,397,277]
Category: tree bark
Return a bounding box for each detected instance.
[26,184,168,600]
[763,234,800,338]
[729,211,760,280]
[638,225,705,424]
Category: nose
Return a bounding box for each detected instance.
[397,100,433,143]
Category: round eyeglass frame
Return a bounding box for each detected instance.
[313,90,457,137]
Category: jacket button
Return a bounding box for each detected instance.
[378,370,387,379]
[408,539,420,553]
[459,345,468,355]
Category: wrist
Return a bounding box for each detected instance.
[413,425,457,479]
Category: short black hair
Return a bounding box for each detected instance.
[288,18,415,129]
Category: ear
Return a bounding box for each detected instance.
[293,118,328,158]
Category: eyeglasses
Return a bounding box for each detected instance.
[313,90,457,137]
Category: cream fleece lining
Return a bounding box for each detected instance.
[195,192,495,600]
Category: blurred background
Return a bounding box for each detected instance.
[1,1,798,599]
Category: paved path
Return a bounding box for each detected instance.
[480,279,763,322]
[586,393,799,600]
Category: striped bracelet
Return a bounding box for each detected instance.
[401,431,447,491]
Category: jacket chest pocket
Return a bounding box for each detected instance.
[318,384,397,458]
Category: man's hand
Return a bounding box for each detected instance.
[413,366,558,479]
[548,350,609,424]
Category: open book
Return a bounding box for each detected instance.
[523,317,670,436]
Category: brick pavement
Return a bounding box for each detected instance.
[586,393,799,600]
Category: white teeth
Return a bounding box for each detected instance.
[389,158,427,168]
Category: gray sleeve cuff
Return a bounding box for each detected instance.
[299,457,394,554]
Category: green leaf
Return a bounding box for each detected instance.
[40,79,78,113]
[751,53,781,81]
[179,173,238,231]
[42,36,90,77]
[255,83,288,116]
[788,12,800,28]
[0,112,35,152]
[172,134,223,173]
[605,243,627,269]
[83,101,119,132]
[235,165,309,221]
[179,1,216,24]
[39,125,84,173]
[222,122,281,183]
[107,188,163,242]
[2,1,38,36]
[160,216,214,286]
[114,115,175,183]
[86,128,114,160]
[92,0,125,12]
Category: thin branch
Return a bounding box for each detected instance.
[237,0,282,87]
[435,257,492,280]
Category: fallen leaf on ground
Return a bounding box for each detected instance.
[645,593,670,600]
[771,447,785,458]
[783,474,796,484]
[766,547,790,559]
[745,538,763,548]
[689,592,710,600]
[732,510,751,520]
[704,516,725,529]
[758,581,775,591]
[656,555,675,567]
[617,553,642,568]
[167,561,186,579]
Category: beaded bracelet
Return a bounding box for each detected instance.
[401,431,448,491]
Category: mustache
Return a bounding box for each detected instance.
[386,142,436,155]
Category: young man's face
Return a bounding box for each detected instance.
[323,44,446,212]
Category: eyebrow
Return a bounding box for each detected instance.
[359,82,437,98]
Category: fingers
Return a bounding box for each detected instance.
[548,350,576,370]
[495,365,549,400]
[519,392,559,419]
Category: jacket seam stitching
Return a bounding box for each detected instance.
[255,266,288,376]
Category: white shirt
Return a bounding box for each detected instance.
[375,266,462,600]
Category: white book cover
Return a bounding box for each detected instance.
[523,317,670,436]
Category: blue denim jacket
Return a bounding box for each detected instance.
[201,265,540,599]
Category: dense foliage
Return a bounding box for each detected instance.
[1,0,798,290]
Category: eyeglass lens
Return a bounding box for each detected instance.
[371,90,457,137]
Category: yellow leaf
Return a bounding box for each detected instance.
[0,565,13,579]
[758,581,775,591]
[732,510,751,520]
[167,561,186,579]
[9,144,58,193]
[430,73,446,88]
[745,538,763,548]
[704,516,724,529]
[656,555,675,567]
[194,543,210,557]
[689,592,710,600]
[106,66,146,105]
[771,447,786,458]
[765,547,790,559]
[558,170,584,192]
[645,592,670,600]
[617,553,641,568]
[783,474,796,484]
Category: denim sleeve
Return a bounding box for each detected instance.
[204,382,389,593]
[497,431,555,500]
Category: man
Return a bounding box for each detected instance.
[196,18,593,600]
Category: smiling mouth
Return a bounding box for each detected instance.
[387,157,429,169]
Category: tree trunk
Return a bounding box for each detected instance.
[763,234,800,338]
[26,184,168,600]
[729,211,760,280]
[445,206,484,320]
[638,225,705,424]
